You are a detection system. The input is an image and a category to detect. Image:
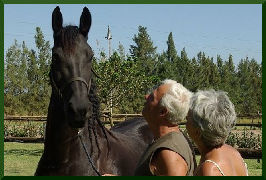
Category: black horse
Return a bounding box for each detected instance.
[35,6,153,176]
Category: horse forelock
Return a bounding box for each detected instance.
[60,25,79,54]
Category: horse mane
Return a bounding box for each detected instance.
[88,76,110,155]
[60,25,79,53]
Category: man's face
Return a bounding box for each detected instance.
[142,83,171,124]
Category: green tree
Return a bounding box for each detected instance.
[99,51,107,62]
[31,27,51,115]
[156,51,177,81]
[237,58,251,115]
[208,57,221,90]
[4,40,29,115]
[219,55,235,91]
[187,57,198,92]
[155,33,179,83]
[217,55,223,76]
[179,48,192,87]
[193,52,211,89]
[129,26,157,76]
[94,52,155,113]
[25,49,40,114]
[166,32,177,63]
[130,26,157,61]
[249,59,262,114]
[236,58,262,115]
[4,27,51,115]
[118,42,126,61]
[217,55,240,112]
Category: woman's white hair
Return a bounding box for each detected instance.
[159,79,192,125]
[190,90,236,148]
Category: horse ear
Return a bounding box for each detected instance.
[79,7,91,37]
[52,6,63,34]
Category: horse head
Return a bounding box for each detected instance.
[50,6,93,128]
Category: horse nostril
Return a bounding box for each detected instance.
[80,109,87,117]
[67,106,75,117]
[68,101,73,109]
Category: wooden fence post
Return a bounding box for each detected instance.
[43,122,46,140]
[110,112,114,127]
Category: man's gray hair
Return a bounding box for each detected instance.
[190,90,236,148]
[159,79,192,125]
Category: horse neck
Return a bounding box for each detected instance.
[43,96,79,163]
[43,93,109,164]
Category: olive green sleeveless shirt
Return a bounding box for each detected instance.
[134,131,196,176]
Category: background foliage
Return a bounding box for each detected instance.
[4,26,262,116]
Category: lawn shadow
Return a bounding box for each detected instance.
[4,149,43,156]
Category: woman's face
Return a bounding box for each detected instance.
[186,110,198,141]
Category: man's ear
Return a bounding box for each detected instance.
[160,107,168,117]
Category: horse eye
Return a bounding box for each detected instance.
[55,71,62,82]
[86,50,93,60]
[52,53,60,61]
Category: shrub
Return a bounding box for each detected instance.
[226,128,262,149]
[4,121,45,138]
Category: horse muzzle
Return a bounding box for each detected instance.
[65,97,91,129]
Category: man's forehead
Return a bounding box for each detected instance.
[156,83,171,98]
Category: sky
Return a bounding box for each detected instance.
[4,4,262,65]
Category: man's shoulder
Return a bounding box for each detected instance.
[151,148,188,176]
[156,148,185,162]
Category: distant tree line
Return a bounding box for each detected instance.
[4,27,51,115]
[4,26,262,117]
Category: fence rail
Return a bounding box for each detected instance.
[4,114,262,127]
[4,115,262,159]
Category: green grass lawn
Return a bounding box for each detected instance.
[4,142,262,176]
[4,142,44,176]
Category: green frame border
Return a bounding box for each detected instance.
[262,1,265,179]
[0,0,3,179]
[1,0,265,179]
[1,0,266,4]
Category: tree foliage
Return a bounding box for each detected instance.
[4,27,262,116]
[93,52,155,113]
[166,32,177,63]
[4,27,51,115]
[129,26,157,76]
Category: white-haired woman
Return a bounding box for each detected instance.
[186,90,248,176]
